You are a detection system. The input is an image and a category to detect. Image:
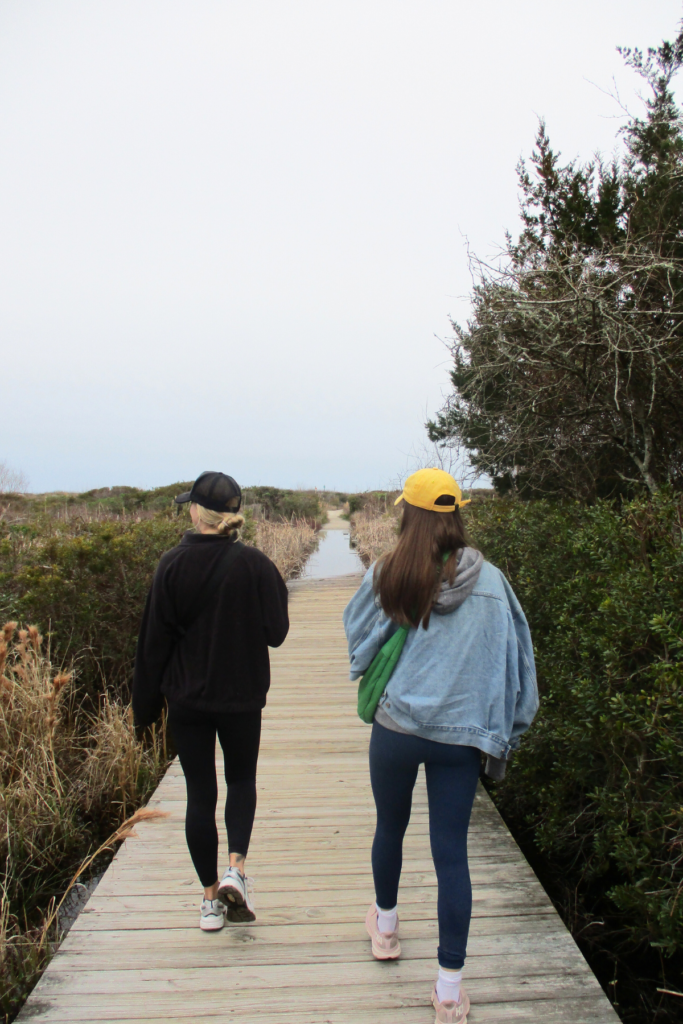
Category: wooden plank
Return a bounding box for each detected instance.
[73,881,555,914]
[69,905,557,932]
[51,934,585,972]
[10,1000,620,1024]
[16,982,617,1023]
[18,575,619,1024]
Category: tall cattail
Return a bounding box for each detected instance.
[27,625,42,652]
[2,621,17,643]
[17,630,29,663]
[52,673,72,694]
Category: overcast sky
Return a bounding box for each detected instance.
[1,1,681,493]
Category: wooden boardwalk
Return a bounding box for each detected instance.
[20,575,619,1023]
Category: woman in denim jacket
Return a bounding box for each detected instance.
[343,469,538,1024]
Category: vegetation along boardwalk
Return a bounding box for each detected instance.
[19,575,619,1023]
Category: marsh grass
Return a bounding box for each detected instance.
[255,517,319,579]
[0,623,168,1024]
[350,505,399,566]
[0,806,168,1023]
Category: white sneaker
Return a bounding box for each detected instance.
[199,898,225,931]
[217,866,256,922]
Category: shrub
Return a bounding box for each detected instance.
[276,492,323,524]
[348,495,365,515]
[0,515,186,698]
[346,491,399,516]
[244,487,324,525]
[467,493,683,955]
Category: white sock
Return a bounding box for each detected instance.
[376,903,398,933]
[436,968,462,1004]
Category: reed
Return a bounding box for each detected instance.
[0,624,169,1024]
[255,517,319,579]
[350,506,399,566]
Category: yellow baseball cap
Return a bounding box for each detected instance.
[394,468,471,513]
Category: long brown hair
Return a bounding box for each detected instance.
[374,502,471,630]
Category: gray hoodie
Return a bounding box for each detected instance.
[432,546,484,614]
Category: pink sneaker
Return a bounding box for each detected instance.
[431,984,470,1023]
[364,904,401,960]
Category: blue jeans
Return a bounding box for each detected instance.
[369,721,481,969]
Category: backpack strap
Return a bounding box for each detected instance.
[176,540,245,638]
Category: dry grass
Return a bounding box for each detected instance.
[350,506,399,566]
[1,805,168,1024]
[0,623,168,1023]
[82,698,169,819]
[254,517,319,580]
[0,500,161,531]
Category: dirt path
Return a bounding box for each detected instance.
[322,508,349,530]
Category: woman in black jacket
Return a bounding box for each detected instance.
[133,471,289,931]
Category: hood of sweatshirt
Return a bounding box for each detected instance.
[432,546,484,615]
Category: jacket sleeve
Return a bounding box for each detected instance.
[502,576,539,748]
[343,565,400,680]
[132,564,177,728]
[257,557,289,648]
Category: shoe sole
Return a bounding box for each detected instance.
[365,921,401,960]
[226,903,256,923]
[199,916,224,931]
[218,879,256,922]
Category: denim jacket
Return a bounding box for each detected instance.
[343,561,538,760]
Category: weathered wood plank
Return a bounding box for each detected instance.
[10,1000,620,1024]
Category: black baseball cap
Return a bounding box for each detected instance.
[174,471,242,513]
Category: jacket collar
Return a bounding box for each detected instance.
[180,531,235,546]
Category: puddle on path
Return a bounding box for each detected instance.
[302,526,364,580]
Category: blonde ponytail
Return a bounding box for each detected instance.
[194,504,244,537]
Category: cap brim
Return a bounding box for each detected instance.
[174,491,192,504]
[394,494,404,506]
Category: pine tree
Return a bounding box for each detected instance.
[429,25,683,499]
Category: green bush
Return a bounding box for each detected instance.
[243,486,324,524]
[277,492,323,522]
[346,491,398,515]
[469,493,683,954]
[0,516,185,697]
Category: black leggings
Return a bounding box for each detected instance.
[369,721,481,969]
[168,706,262,887]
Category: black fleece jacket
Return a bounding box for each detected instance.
[132,532,289,726]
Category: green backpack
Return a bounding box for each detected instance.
[356,625,409,724]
